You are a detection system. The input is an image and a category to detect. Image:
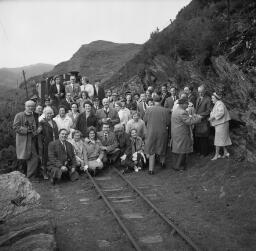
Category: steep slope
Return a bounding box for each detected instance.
[50,40,141,82]
[0,63,54,88]
[105,0,256,162]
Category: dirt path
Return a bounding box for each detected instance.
[34,151,256,251]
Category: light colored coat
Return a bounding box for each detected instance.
[13,112,37,159]
[144,105,170,155]
[171,106,201,154]
[210,100,231,127]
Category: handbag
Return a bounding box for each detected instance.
[195,120,209,136]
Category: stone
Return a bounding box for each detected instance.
[8,233,57,251]
[0,171,40,221]
[0,220,54,247]
[112,199,134,203]
[97,239,111,248]
[95,176,112,181]
[139,234,163,244]
[79,198,90,202]
[123,213,144,219]
[102,187,123,192]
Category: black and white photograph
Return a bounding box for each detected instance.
[0,0,255,250]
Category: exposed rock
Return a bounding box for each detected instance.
[0,220,54,247]
[0,172,57,251]
[6,233,57,251]
[0,171,40,221]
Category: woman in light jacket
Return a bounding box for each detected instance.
[209,92,232,160]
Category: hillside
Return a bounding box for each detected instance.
[0,63,54,88]
[50,40,141,82]
[105,0,256,163]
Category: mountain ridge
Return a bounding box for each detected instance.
[0,63,54,89]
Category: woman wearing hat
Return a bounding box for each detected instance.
[209,92,232,160]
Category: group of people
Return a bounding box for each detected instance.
[13,73,232,184]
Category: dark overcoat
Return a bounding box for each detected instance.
[194,95,212,137]
[75,112,98,137]
[144,105,170,155]
[39,119,59,166]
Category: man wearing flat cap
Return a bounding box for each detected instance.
[144,94,170,174]
[171,97,202,171]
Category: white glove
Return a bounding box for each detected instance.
[61,166,67,172]
[83,165,88,171]
[96,158,101,163]
[120,154,127,161]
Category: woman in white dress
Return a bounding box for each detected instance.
[209,92,232,160]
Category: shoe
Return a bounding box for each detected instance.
[148,170,154,175]
[222,152,230,158]
[161,163,166,169]
[50,177,56,185]
[211,155,221,161]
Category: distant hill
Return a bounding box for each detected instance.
[0,63,54,88]
[48,40,142,82]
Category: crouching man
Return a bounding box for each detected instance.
[114,124,134,172]
[47,128,79,184]
[97,122,120,166]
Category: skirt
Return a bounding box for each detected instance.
[214,122,232,147]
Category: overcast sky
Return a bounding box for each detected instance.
[0,0,190,68]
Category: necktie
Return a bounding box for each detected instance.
[104,133,108,142]
[143,102,146,111]
[104,109,109,118]
[62,141,67,152]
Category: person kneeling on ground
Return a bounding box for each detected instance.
[114,124,134,173]
[83,126,104,176]
[69,130,87,173]
[130,128,146,172]
[47,128,79,184]
[97,123,119,166]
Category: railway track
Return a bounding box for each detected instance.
[86,168,202,251]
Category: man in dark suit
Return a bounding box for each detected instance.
[93,79,105,105]
[114,124,133,171]
[160,84,170,106]
[65,75,81,98]
[47,128,79,184]
[96,98,120,130]
[194,85,212,156]
[60,92,73,111]
[137,93,148,119]
[97,123,120,164]
[184,85,197,107]
[164,86,178,112]
[49,75,65,106]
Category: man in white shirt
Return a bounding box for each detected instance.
[80,76,94,98]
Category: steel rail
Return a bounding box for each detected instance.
[113,168,202,251]
[86,170,142,251]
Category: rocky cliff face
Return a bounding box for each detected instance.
[105,0,256,162]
